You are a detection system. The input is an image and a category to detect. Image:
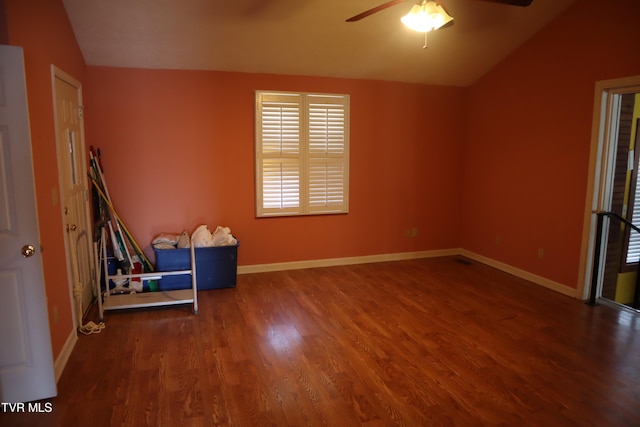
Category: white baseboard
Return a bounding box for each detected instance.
[237,248,578,299]
[459,249,578,298]
[237,248,460,274]
[54,328,77,382]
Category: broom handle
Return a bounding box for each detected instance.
[90,148,134,268]
[90,177,153,271]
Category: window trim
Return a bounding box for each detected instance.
[255,90,350,218]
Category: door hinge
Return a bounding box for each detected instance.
[78,106,85,120]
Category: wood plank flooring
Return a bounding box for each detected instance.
[3,256,640,426]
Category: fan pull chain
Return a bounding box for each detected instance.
[423,31,428,49]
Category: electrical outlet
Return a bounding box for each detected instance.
[411,227,418,237]
[538,248,544,259]
[404,229,411,238]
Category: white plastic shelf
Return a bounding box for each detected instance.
[96,227,198,320]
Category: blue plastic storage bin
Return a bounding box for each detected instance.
[154,240,239,291]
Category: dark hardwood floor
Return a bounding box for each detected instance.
[3,256,640,426]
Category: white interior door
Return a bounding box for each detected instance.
[0,45,57,402]
[53,68,94,328]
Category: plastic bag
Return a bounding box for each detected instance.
[191,225,214,247]
[152,232,180,245]
[192,224,237,247]
[211,226,237,246]
[176,230,191,248]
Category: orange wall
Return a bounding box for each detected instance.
[461,0,640,288]
[9,0,640,364]
[6,0,86,359]
[85,69,466,266]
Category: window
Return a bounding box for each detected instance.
[255,91,349,217]
[623,117,640,267]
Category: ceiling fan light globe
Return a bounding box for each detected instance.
[401,1,454,32]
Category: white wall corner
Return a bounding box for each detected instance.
[459,249,579,298]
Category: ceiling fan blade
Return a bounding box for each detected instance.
[346,0,406,22]
[478,0,533,6]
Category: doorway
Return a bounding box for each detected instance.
[52,66,95,329]
[580,75,640,310]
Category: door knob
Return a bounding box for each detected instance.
[21,244,36,257]
[66,224,77,232]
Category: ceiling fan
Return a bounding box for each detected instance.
[346,0,533,24]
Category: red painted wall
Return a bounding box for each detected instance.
[85,69,466,266]
[461,0,640,288]
[6,0,86,359]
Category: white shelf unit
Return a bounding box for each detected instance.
[96,227,198,320]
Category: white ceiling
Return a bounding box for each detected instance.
[62,0,576,87]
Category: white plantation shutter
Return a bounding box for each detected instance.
[626,182,640,263]
[624,123,640,265]
[256,93,302,216]
[262,159,300,209]
[308,160,346,209]
[306,95,348,212]
[308,95,346,155]
[261,95,300,155]
[626,232,640,264]
[626,155,640,264]
[256,91,349,217]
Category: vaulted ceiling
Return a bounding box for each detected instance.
[63,0,576,87]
